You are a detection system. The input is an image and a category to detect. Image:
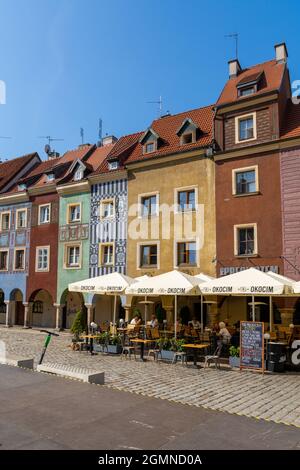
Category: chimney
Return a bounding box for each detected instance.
[228,59,242,78]
[275,42,288,64]
[102,135,118,146]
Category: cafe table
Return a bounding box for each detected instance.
[80,334,100,355]
[182,343,209,367]
[130,338,153,361]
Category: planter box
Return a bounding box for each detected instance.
[229,356,240,368]
[93,344,103,353]
[161,350,176,361]
[107,344,122,354]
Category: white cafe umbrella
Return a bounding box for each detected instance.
[200,268,285,323]
[68,272,137,333]
[266,272,296,331]
[126,270,201,338]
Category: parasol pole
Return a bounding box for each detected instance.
[113,295,117,335]
[200,294,204,333]
[174,295,177,339]
[269,295,273,332]
[252,294,255,321]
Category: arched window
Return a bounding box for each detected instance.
[33,300,43,314]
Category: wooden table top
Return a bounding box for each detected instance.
[80,335,100,339]
[130,338,153,344]
[182,343,209,349]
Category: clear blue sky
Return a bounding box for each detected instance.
[0,0,299,160]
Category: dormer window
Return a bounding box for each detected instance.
[145,142,155,154]
[47,173,55,182]
[239,86,255,97]
[140,127,159,155]
[108,160,119,171]
[18,183,26,191]
[176,118,197,146]
[74,169,84,181]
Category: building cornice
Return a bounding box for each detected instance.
[0,191,29,205]
[27,184,57,196]
[215,92,278,115]
[125,148,208,171]
[214,135,300,162]
[88,169,128,184]
[56,180,90,195]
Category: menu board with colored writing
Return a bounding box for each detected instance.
[240,321,264,371]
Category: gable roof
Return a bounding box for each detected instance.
[0,152,40,193]
[102,105,213,167]
[216,59,286,107]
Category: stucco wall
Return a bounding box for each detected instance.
[127,154,216,278]
[57,191,91,304]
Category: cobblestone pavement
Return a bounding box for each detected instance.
[1,327,300,429]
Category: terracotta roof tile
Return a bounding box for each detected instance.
[95,105,214,172]
[281,99,300,139]
[0,152,39,192]
[217,59,285,106]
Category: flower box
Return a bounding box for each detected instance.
[229,356,240,368]
[161,350,176,361]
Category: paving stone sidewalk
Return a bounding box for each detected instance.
[0,327,299,428]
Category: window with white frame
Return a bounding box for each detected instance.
[38,204,50,224]
[74,168,84,181]
[0,212,10,231]
[234,224,257,256]
[16,209,27,229]
[140,194,158,217]
[108,161,119,171]
[100,199,114,219]
[68,204,81,223]
[35,246,50,272]
[233,166,258,195]
[0,250,9,271]
[14,248,25,270]
[177,189,196,211]
[235,113,256,143]
[177,241,197,266]
[65,244,81,268]
[99,243,114,266]
[47,173,55,182]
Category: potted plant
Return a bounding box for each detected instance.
[229,345,240,368]
[70,310,86,342]
[107,334,122,354]
[158,337,186,361]
[93,332,109,353]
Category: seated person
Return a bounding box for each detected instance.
[188,316,201,329]
[150,314,158,328]
[130,315,140,325]
[218,321,232,344]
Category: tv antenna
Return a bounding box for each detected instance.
[225,33,239,59]
[38,135,64,147]
[99,118,103,142]
[147,95,163,117]
[80,127,84,145]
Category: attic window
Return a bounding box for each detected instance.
[181,133,194,145]
[74,169,84,181]
[238,86,255,97]
[145,142,155,154]
[47,173,55,182]
[108,161,119,171]
[18,183,26,191]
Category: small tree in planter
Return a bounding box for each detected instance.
[229,346,240,368]
[70,310,86,341]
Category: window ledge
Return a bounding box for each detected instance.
[233,191,260,198]
[140,265,158,269]
[235,254,258,259]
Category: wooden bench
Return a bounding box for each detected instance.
[0,355,34,369]
[37,362,105,384]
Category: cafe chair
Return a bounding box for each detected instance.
[121,335,136,360]
[203,344,223,370]
[172,350,187,365]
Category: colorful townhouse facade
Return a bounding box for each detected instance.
[0,152,41,326]
[2,41,300,329]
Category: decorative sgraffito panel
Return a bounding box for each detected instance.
[90,178,127,277]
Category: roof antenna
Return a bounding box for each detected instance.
[38,135,64,158]
[225,33,239,59]
[80,127,84,145]
[97,118,103,147]
[147,95,163,117]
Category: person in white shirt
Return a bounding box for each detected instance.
[150,314,158,328]
[218,321,231,344]
[130,315,139,325]
[188,316,201,329]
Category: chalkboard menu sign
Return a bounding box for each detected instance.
[240,321,264,372]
